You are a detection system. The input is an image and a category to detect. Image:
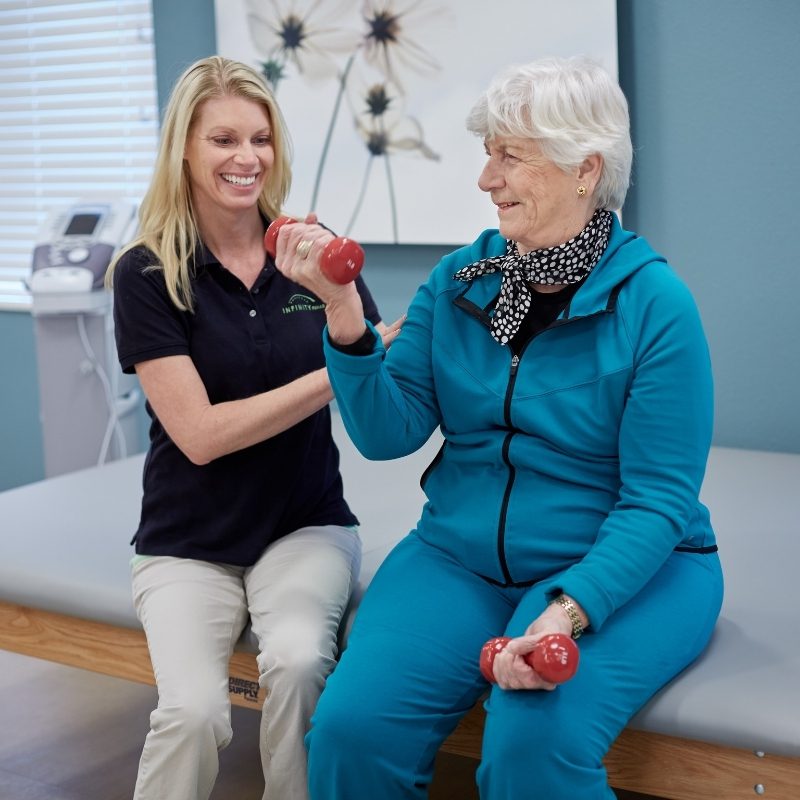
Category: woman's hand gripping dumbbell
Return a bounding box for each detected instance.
[480,633,579,687]
[264,215,364,285]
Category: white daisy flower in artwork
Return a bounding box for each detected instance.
[354,109,439,162]
[359,0,451,89]
[247,0,362,83]
[345,67,406,126]
[346,97,439,240]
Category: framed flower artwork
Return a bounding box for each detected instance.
[216,0,617,244]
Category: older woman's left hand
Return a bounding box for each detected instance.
[272,215,350,302]
[491,602,575,691]
[273,214,367,345]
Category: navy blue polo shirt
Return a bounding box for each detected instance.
[112,241,380,566]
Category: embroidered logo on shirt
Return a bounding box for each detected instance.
[282,293,325,314]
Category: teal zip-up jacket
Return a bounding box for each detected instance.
[324,214,717,631]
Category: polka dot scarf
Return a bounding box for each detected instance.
[453,209,613,345]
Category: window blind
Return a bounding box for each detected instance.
[0,0,158,283]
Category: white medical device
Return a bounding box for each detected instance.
[29,200,141,477]
[28,201,137,312]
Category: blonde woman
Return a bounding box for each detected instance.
[107,56,398,800]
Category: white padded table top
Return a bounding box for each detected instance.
[0,414,440,629]
[1,451,146,628]
[1,417,798,757]
[630,446,800,758]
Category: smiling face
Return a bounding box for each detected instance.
[183,95,274,220]
[478,136,596,253]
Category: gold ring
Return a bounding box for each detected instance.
[296,239,313,259]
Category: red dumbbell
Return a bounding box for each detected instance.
[264,215,364,285]
[479,633,579,685]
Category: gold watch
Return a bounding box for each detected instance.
[552,594,584,639]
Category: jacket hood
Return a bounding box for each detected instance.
[454,213,667,320]
[569,214,667,317]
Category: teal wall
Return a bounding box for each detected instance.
[151,0,217,115]
[2,0,798,492]
[617,0,800,454]
[0,312,43,489]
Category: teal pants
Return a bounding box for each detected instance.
[307,534,723,799]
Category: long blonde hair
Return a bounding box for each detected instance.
[107,56,293,311]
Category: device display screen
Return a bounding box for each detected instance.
[64,213,101,236]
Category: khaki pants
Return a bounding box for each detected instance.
[131,525,361,800]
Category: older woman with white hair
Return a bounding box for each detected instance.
[275,56,723,799]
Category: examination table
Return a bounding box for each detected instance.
[1,414,798,799]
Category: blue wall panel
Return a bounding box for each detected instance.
[2,0,798,493]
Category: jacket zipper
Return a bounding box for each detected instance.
[456,275,627,587]
[496,353,521,584]
[496,324,582,584]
